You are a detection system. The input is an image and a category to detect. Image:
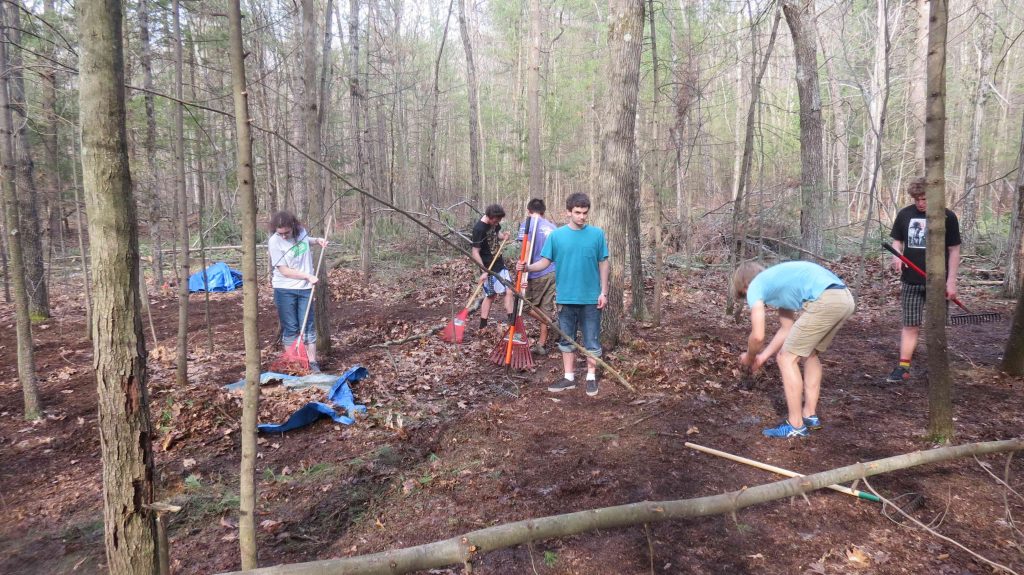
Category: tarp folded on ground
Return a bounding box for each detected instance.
[188,262,243,293]
[257,365,369,434]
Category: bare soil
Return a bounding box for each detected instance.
[2,256,1023,575]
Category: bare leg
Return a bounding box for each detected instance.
[480,294,495,321]
[503,290,514,316]
[562,352,575,376]
[527,309,548,345]
[802,352,821,418]
[776,350,805,428]
[900,326,920,361]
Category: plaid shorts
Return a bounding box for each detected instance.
[900,283,926,327]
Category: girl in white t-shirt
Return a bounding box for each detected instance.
[268,211,328,372]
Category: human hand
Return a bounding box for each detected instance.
[307,274,319,285]
[480,272,489,284]
[753,352,769,371]
[739,352,753,367]
[946,279,958,300]
[499,231,510,241]
[515,260,526,273]
[890,255,903,274]
[317,238,328,248]
[597,293,607,309]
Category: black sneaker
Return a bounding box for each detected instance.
[531,342,547,356]
[585,379,599,397]
[548,378,576,393]
[886,366,910,383]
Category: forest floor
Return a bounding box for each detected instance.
[1,251,1023,575]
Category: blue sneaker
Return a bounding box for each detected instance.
[803,415,822,430]
[762,422,809,438]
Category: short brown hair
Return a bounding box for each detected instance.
[731,261,764,301]
[907,177,927,198]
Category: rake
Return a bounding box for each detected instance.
[489,215,538,370]
[269,217,333,375]
[440,237,510,344]
[882,242,1002,325]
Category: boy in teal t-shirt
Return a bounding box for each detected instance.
[519,193,609,397]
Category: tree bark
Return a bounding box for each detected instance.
[527,0,543,200]
[911,0,929,174]
[1003,113,1024,298]
[598,0,645,346]
[782,0,826,258]
[0,1,40,421]
[7,5,49,319]
[139,0,164,286]
[222,438,1024,575]
[457,0,482,207]
[173,0,190,387]
[924,0,953,441]
[40,0,63,274]
[227,0,262,568]
[78,0,160,570]
[648,0,663,325]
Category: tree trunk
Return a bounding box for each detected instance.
[173,0,190,387]
[41,0,63,273]
[959,4,994,249]
[527,0,543,200]
[457,0,482,207]
[0,2,40,421]
[7,5,49,319]
[351,0,372,284]
[79,0,160,570]
[924,0,953,441]
[648,0,663,326]
[911,0,929,174]
[227,0,262,568]
[139,0,164,286]
[598,0,644,347]
[782,0,826,258]
[314,0,334,357]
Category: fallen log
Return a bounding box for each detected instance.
[221,438,1024,575]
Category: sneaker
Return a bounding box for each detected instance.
[308,362,321,374]
[531,342,547,356]
[803,415,822,430]
[548,378,576,393]
[886,366,911,383]
[762,422,809,438]
[585,379,599,397]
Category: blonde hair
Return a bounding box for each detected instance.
[731,261,764,301]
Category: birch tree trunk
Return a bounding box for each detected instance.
[959,4,994,249]
[0,2,40,421]
[227,0,262,567]
[7,6,49,319]
[173,0,190,387]
[79,0,159,569]
[782,0,826,257]
[598,0,644,346]
[924,0,953,441]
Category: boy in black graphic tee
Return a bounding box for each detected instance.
[886,177,961,383]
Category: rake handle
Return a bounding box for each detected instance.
[504,217,536,365]
[881,242,970,313]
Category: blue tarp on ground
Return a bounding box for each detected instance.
[188,262,243,292]
[257,365,369,434]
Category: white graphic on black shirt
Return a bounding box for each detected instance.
[907,218,926,249]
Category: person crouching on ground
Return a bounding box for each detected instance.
[268,210,329,373]
[732,260,856,438]
[471,204,515,329]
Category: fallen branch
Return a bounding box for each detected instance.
[220,438,1024,575]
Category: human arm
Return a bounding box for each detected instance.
[946,243,961,299]
[890,240,905,273]
[471,246,488,283]
[739,301,766,367]
[518,256,551,274]
[597,258,609,309]
[753,309,796,369]
[275,265,318,285]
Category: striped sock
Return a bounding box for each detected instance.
[899,359,911,369]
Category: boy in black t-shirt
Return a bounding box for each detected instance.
[471,204,514,329]
[886,177,962,382]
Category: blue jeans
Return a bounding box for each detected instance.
[274,288,317,345]
[557,304,601,356]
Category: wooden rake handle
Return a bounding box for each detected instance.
[881,242,969,313]
[294,215,334,346]
[465,236,511,309]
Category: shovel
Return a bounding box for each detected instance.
[440,237,510,343]
[882,242,1001,325]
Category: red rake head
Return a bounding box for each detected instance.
[269,340,311,375]
[439,310,470,343]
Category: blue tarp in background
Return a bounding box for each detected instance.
[188,262,243,293]
[257,366,369,434]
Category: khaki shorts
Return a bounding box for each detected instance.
[525,273,556,315]
[783,287,856,357]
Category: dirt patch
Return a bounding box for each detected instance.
[1,258,1023,574]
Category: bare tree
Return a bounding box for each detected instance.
[924,0,953,441]
[1004,114,1024,298]
[527,0,543,199]
[782,0,826,257]
[959,2,995,248]
[173,0,190,387]
[79,0,159,569]
[0,1,40,421]
[599,0,645,345]
[457,0,482,207]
